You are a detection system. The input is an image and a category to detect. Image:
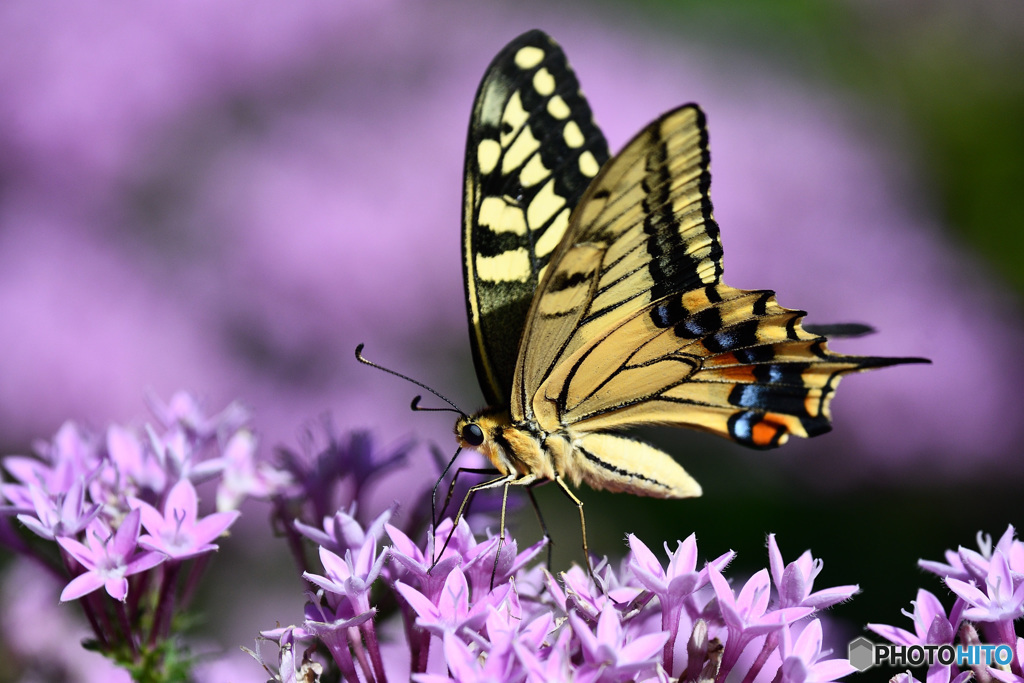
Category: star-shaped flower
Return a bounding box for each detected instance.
[395,566,496,637]
[709,565,812,677]
[867,588,957,647]
[570,602,669,681]
[768,534,858,610]
[303,531,388,615]
[57,508,164,601]
[947,550,1024,623]
[132,478,239,560]
[777,619,856,683]
[17,478,99,541]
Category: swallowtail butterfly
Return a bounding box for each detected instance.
[363,30,927,565]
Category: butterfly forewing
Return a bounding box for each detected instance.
[463,30,610,407]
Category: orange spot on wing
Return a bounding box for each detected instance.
[751,419,785,447]
[709,365,758,382]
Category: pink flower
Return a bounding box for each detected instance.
[57,508,163,601]
[132,478,239,560]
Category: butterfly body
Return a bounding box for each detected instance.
[456,29,928,511]
[455,411,702,499]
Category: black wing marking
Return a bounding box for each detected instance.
[462,29,610,407]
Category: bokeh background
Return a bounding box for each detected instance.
[1,0,1021,680]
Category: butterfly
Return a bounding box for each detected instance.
[360,29,927,566]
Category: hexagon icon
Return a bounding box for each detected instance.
[848,637,875,672]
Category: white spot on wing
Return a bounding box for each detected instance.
[579,151,600,177]
[535,208,569,257]
[475,249,532,282]
[477,139,501,175]
[527,179,566,228]
[563,121,584,148]
[519,153,549,188]
[478,197,528,235]
[514,46,545,70]
[533,68,555,96]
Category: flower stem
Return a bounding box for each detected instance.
[361,620,388,683]
[741,632,778,683]
[179,554,210,608]
[149,562,180,647]
[349,626,375,682]
[115,600,140,660]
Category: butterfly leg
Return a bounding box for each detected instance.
[432,473,515,570]
[433,466,499,527]
[553,475,594,582]
[525,480,553,569]
[429,445,462,528]
[486,473,542,588]
[489,480,513,590]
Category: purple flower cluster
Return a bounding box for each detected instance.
[0,392,269,677]
[869,525,1024,683]
[255,511,859,682]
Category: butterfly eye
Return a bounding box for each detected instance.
[461,423,485,447]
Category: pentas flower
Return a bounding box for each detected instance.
[304,533,389,616]
[263,494,858,683]
[555,558,648,622]
[295,503,393,556]
[879,588,961,644]
[709,564,814,679]
[396,566,500,638]
[768,534,859,610]
[132,478,240,560]
[147,390,250,442]
[778,619,857,683]
[1,422,103,510]
[947,551,1024,642]
[56,509,164,601]
[874,525,1024,683]
[17,478,100,541]
[386,520,462,601]
[0,392,278,681]
[628,533,733,674]
[570,602,670,681]
[921,526,1024,588]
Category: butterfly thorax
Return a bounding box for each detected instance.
[455,408,562,482]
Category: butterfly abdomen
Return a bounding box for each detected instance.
[456,408,702,499]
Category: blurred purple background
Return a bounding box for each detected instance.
[2,0,1022,679]
[1,1,1019,481]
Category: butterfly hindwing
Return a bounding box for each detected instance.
[463,30,610,406]
[513,105,722,419]
[513,103,926,448]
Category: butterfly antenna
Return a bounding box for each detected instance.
[354,344,466,417]
[409,395,464,414]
